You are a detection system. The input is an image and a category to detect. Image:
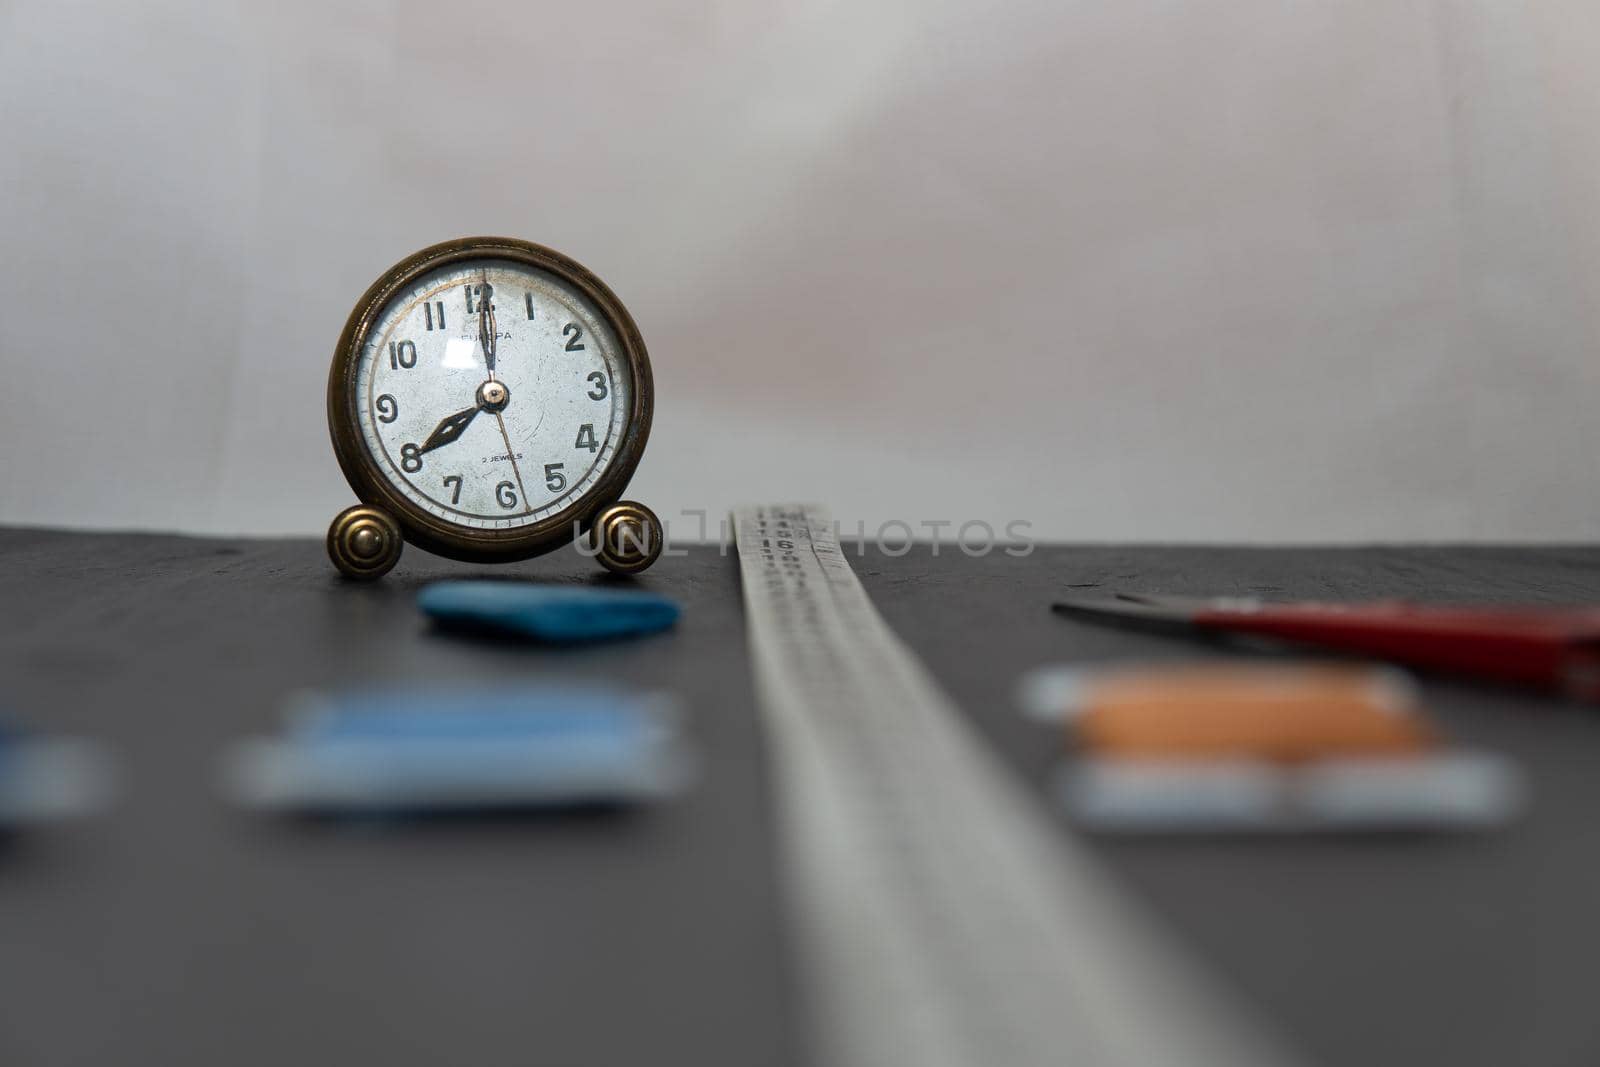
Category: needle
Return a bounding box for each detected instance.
[417,404,480,455]
[493,412,533,515]
[478,271,497,381]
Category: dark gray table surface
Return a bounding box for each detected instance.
[0,528,1596,1067]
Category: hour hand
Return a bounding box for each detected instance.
[418,405,480,454]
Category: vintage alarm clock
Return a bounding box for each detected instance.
[325,238,660,579]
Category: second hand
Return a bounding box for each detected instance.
[494,412,533,516]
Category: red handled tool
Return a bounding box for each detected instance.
[1052,594,1600,701]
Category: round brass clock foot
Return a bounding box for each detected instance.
[591,501,663,576]
[328,505,403,580]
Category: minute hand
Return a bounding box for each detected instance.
[417,405,481,454]
[479,282,497,376]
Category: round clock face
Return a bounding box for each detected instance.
[350,257,636,532]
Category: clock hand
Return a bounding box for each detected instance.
[417,374,513,456]
[417,404,481,455]
[478,273,497,379]
[492,412,533,515]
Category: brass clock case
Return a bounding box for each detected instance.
[327,237,654,565]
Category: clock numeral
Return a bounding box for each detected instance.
[525,292,536,320]
[563,323,585,351]
[495,480,519,509]
[375,394,398,423]
[400,443,423,473]
[423,301,445,331]
[465,282,493,314]
[442,475,463,504]
[586,372,608,400]
[575,424,598,453]
[544,463,566,492]
[388,340,417,370]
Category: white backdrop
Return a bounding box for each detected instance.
[1,1,1597,542]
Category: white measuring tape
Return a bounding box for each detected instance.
[733,505,1301,1067]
